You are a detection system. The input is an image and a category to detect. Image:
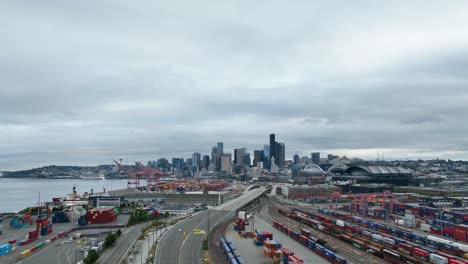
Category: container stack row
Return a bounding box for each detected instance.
[9,212,32,228]
[273,220,346,264]
[78,215,87,226]
[86,208,118,224]
[254,231,273,246]
[40,222,53,236]
[263,240,282,257]
[234,218,246,232]
[17,229,39,246]
[52,211,70,223]
[219,237,244,264]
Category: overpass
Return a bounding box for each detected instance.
[155,186,268,264]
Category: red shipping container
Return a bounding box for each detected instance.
[412,248,430,259]
[448,259,464,264]
[281,248,294,256]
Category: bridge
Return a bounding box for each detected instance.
[155,186,268,264]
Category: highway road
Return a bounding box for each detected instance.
[155,187,267,264]
[21,233,88,264]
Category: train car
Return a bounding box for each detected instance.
[430,253,449,264]
[412,234,426,245]
[333,254,347,264]
[412,247,430,261]
[398,243,414,255]
[371,234,384,244]
[382,248,402,264]
[453,242,468,254]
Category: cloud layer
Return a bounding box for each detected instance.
[1,1,468,170]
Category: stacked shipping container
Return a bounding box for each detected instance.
[85,208,118,224]
[9,212,32,228]
[52,211,70,223]
[254,231,273,246]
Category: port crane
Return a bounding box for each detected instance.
[114,160,146,188]
[114,160,169,189]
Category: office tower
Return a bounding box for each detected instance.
[185,158,192,166]
[221,153,232,173]
[253,150,264,167]
[269,134,276,164]
[311,152,320,164]
[301,156,309,164]
[172,157,185,170]
[234,149,244,165]
[293,154,300,164]
[278,143,285,167]
[217,142,224,155]
[263,145,270,169]
[157,158,169,170]
[211,146,218,170]
[192,153,201,170]
[243,152,251,167]
[202,155,210,169]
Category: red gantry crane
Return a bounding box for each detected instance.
[114,160,147,189]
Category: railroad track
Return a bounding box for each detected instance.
[257,198,390,264]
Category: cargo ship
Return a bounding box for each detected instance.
[80,172,105,180]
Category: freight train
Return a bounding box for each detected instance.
[272,220,347,264]
[282,208,468,264]
[308,207,468,258]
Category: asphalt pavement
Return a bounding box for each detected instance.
[155,187,267,264]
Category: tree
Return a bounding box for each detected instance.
[104,233,117,248]
[84,249,99,264]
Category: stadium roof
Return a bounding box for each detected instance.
[345,166,411,176]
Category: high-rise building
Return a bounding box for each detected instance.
[293,154,300,164]
[263,145,270,169]
[211,146,218,170]
[243,152,251,167]
[217,142,224,155]
[278,142,285,167]
[234,149,244,165]
[186,158,192,166]
[301,156,309,164]
[253,150,264,167]
[171,157,185,170]
[269,134,276,165]
[157,158,169,170]
[192,153,201,170]
[311,152,320,164]
[221,153,232,173]
[202,155,210,169]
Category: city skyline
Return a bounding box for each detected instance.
[2,1,468,170]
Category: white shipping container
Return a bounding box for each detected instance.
[453,242,468,253]
[382,237,395,246]
[429,253,448,264]
[397,220,404,225]
[336,220,345,227]
[420,223,431,232]
[371,234,383,242]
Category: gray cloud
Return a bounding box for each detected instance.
[1,1,468,170]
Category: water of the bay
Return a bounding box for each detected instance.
[0,178,129,213]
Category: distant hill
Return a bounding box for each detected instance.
[2,165,126,179]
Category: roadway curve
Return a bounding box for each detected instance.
[155,187,266,264]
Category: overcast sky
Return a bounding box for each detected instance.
[1,1,468,170]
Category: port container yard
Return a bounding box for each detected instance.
[277,202,468,264]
